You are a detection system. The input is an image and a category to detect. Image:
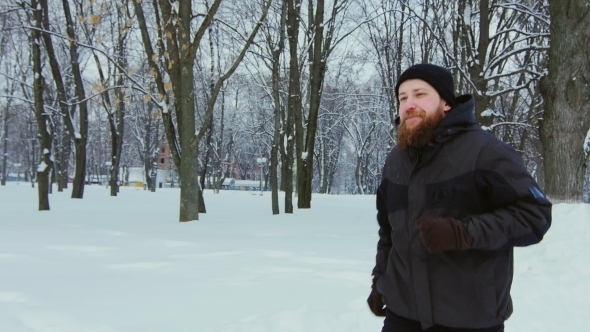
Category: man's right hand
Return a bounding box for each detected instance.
[367,280,386,316]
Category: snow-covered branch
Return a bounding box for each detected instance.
[486,82,529,98]
[482,121,535,132]
[485,44,549,74]
[492,2,550,26]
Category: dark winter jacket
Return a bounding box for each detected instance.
[372,95,552,329]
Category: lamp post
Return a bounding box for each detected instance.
[105,161,112,188]
[256,157,267,196]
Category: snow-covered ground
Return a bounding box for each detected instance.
[0,184,588,332]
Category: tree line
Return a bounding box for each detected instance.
[0,0,588,221]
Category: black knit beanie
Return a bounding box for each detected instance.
[395,63,456,107]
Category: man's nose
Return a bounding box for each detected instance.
[403,98,416,111]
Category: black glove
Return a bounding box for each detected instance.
[416,216,471,253]
[367,279,386,316]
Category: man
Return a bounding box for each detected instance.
[367,63,552,332]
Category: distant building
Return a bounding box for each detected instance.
[153,142,178,188]
[125,167,145,187]
[157,143,172,170]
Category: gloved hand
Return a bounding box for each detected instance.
[367,279,386,316]
[416,216,471,253]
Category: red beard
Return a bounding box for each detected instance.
[397,107,444,149]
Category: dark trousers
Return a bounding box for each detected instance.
[381,310,504,332]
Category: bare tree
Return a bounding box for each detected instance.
[246,0,287,213]
[60,0,89,198]
[0,77,15,186]
[297,0,332,208]
[284,0,303,213]
[133,0,272,221]
[269,0,287,213]
[127,90,164,192]
[34,0,91,199]
[0,24,10,185]
[0,10,28,186]
[345,118,375,195]
[30,0,53,210]
[79,1,132,196]
[360,0,407,149]
[295,0,359,208]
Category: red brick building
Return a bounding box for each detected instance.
[157,143,172,170]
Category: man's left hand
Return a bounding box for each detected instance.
[416,217,471,253]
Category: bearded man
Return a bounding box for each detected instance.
[367,63,552,332]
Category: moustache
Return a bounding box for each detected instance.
[403,110,426,122]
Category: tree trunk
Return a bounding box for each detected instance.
[0,97,10,186]
[355,155,364,195]
[279,130,287,192]
[285,0,302,214]
[268,0,287,214]
[318,139,328,194]
[297,0,325,209]
[199,124,213,212]
[108,112,120,196]
[213,90,227,194]
[539,0,590,202]
[61,0,89,199]
[56,127,70,192]
[143,103,157,192]
[145,150,155,192]
[31,0,52,210]
[174,0,200,222]
[70,140,87,198]
[465,0,493,127]
[583,164,590,203]
[109,57,127,197]
[149,143,159,193]
[30,126,37,189]
[270,131,280,215]
[177,96,200,221]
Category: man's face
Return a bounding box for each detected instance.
[397,79,451,149]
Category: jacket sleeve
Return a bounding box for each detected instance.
[372,181,392,280]
[464,140,552,251]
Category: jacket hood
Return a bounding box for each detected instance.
[436,94,475,131]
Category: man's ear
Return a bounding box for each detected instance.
[443,102,452,112]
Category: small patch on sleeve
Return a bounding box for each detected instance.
[529,186,546,199]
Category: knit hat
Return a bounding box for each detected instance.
[395,63,456,107]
